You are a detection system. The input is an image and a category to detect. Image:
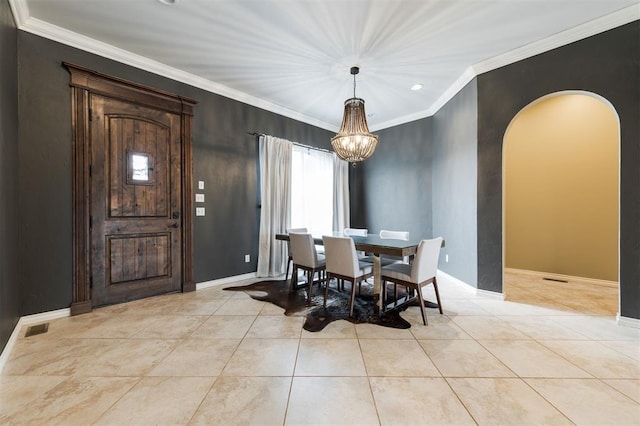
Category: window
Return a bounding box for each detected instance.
[126,151,154,185]
[290,145,334,235]
[130,153,149,181]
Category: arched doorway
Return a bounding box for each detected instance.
[502,91,619,316]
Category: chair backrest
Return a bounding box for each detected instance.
[322,235,359,278]
[379,230,410,240]
[289,232,320,268]
[286,228,308,254]
[287,228,308,234]
[411,237,443,283]
[344,228,368,237]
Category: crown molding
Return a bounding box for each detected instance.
[7,0,29,27]
[15,16,337,132]
[372,5,639,130]
[10,0,638,132]
[371,66,477,131]
[473,4,640,76]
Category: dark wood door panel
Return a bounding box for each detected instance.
[90,94,182,307]
[108,234,170,283]
[107,116,170,218]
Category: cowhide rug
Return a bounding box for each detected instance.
[224,278,426,332]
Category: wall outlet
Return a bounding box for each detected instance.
[244,254,250,263]
[445,254,449,263]
[195,193,205,202]
[195,207,205,216]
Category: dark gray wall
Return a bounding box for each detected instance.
[0,0,19,353]
[352,82,478,289]
[353,119,434,240]
[477,21,640,318]
[16,31,333,315]
[3,7,639,354]
[432,80,478,287]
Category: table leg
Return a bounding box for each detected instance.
[373,253,381,313]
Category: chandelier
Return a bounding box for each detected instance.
[331,67,378,164]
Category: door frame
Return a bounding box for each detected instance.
[65,63,197,315]
[501,90,620,314]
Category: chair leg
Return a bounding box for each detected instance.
[290,266,297,291]
[415,285,428,326]
[433,278,443,314]
[285,257,292,281]
[307,270,313,302]
[324,274,330,307]
[349,280,357,317]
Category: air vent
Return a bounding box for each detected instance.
[24,323,49,337]
[543,277,569,283]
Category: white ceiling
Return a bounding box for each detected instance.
[11,0,639,131]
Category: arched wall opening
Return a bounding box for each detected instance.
[502,91,619,315]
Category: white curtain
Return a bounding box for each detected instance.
[291,146,334,236]
[256,135,292,277]
[332,153,350,232]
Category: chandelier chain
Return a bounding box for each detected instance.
[353,72,356,99]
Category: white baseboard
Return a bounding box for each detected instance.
[436,270,476,293]
[476,288,506,300]
[1,273,258,373]
[0,308,70,374]
[616,314,640,329]
[196,272,257,290]
[437,269,505,300]
[505,268,618,288]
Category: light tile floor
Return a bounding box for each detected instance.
[1,274,638,425]
[504,269,619,316]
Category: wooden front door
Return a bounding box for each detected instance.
[90,95,182,306]
[67,63,196,315]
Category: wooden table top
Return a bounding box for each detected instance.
[276,232,444,257]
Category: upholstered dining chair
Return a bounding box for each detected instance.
[360,229,410,269]
[322,235,373,317]
[343,227,368,236]
[285,228,307,281]
[380,237,444,325]
[379,229,410,240]
[343,227,370,259]
[342,227,373,288]
[379,229,411,264]
[289,232,326,302]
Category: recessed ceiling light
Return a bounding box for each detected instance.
[156,0,178,5]
[411,84,423,91]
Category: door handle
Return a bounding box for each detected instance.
[169,222,179,229]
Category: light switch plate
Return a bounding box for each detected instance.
[195,193,205,202]
[198,181,205,190]
[195,207,205,216]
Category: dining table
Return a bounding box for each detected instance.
[276,232,444,314]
